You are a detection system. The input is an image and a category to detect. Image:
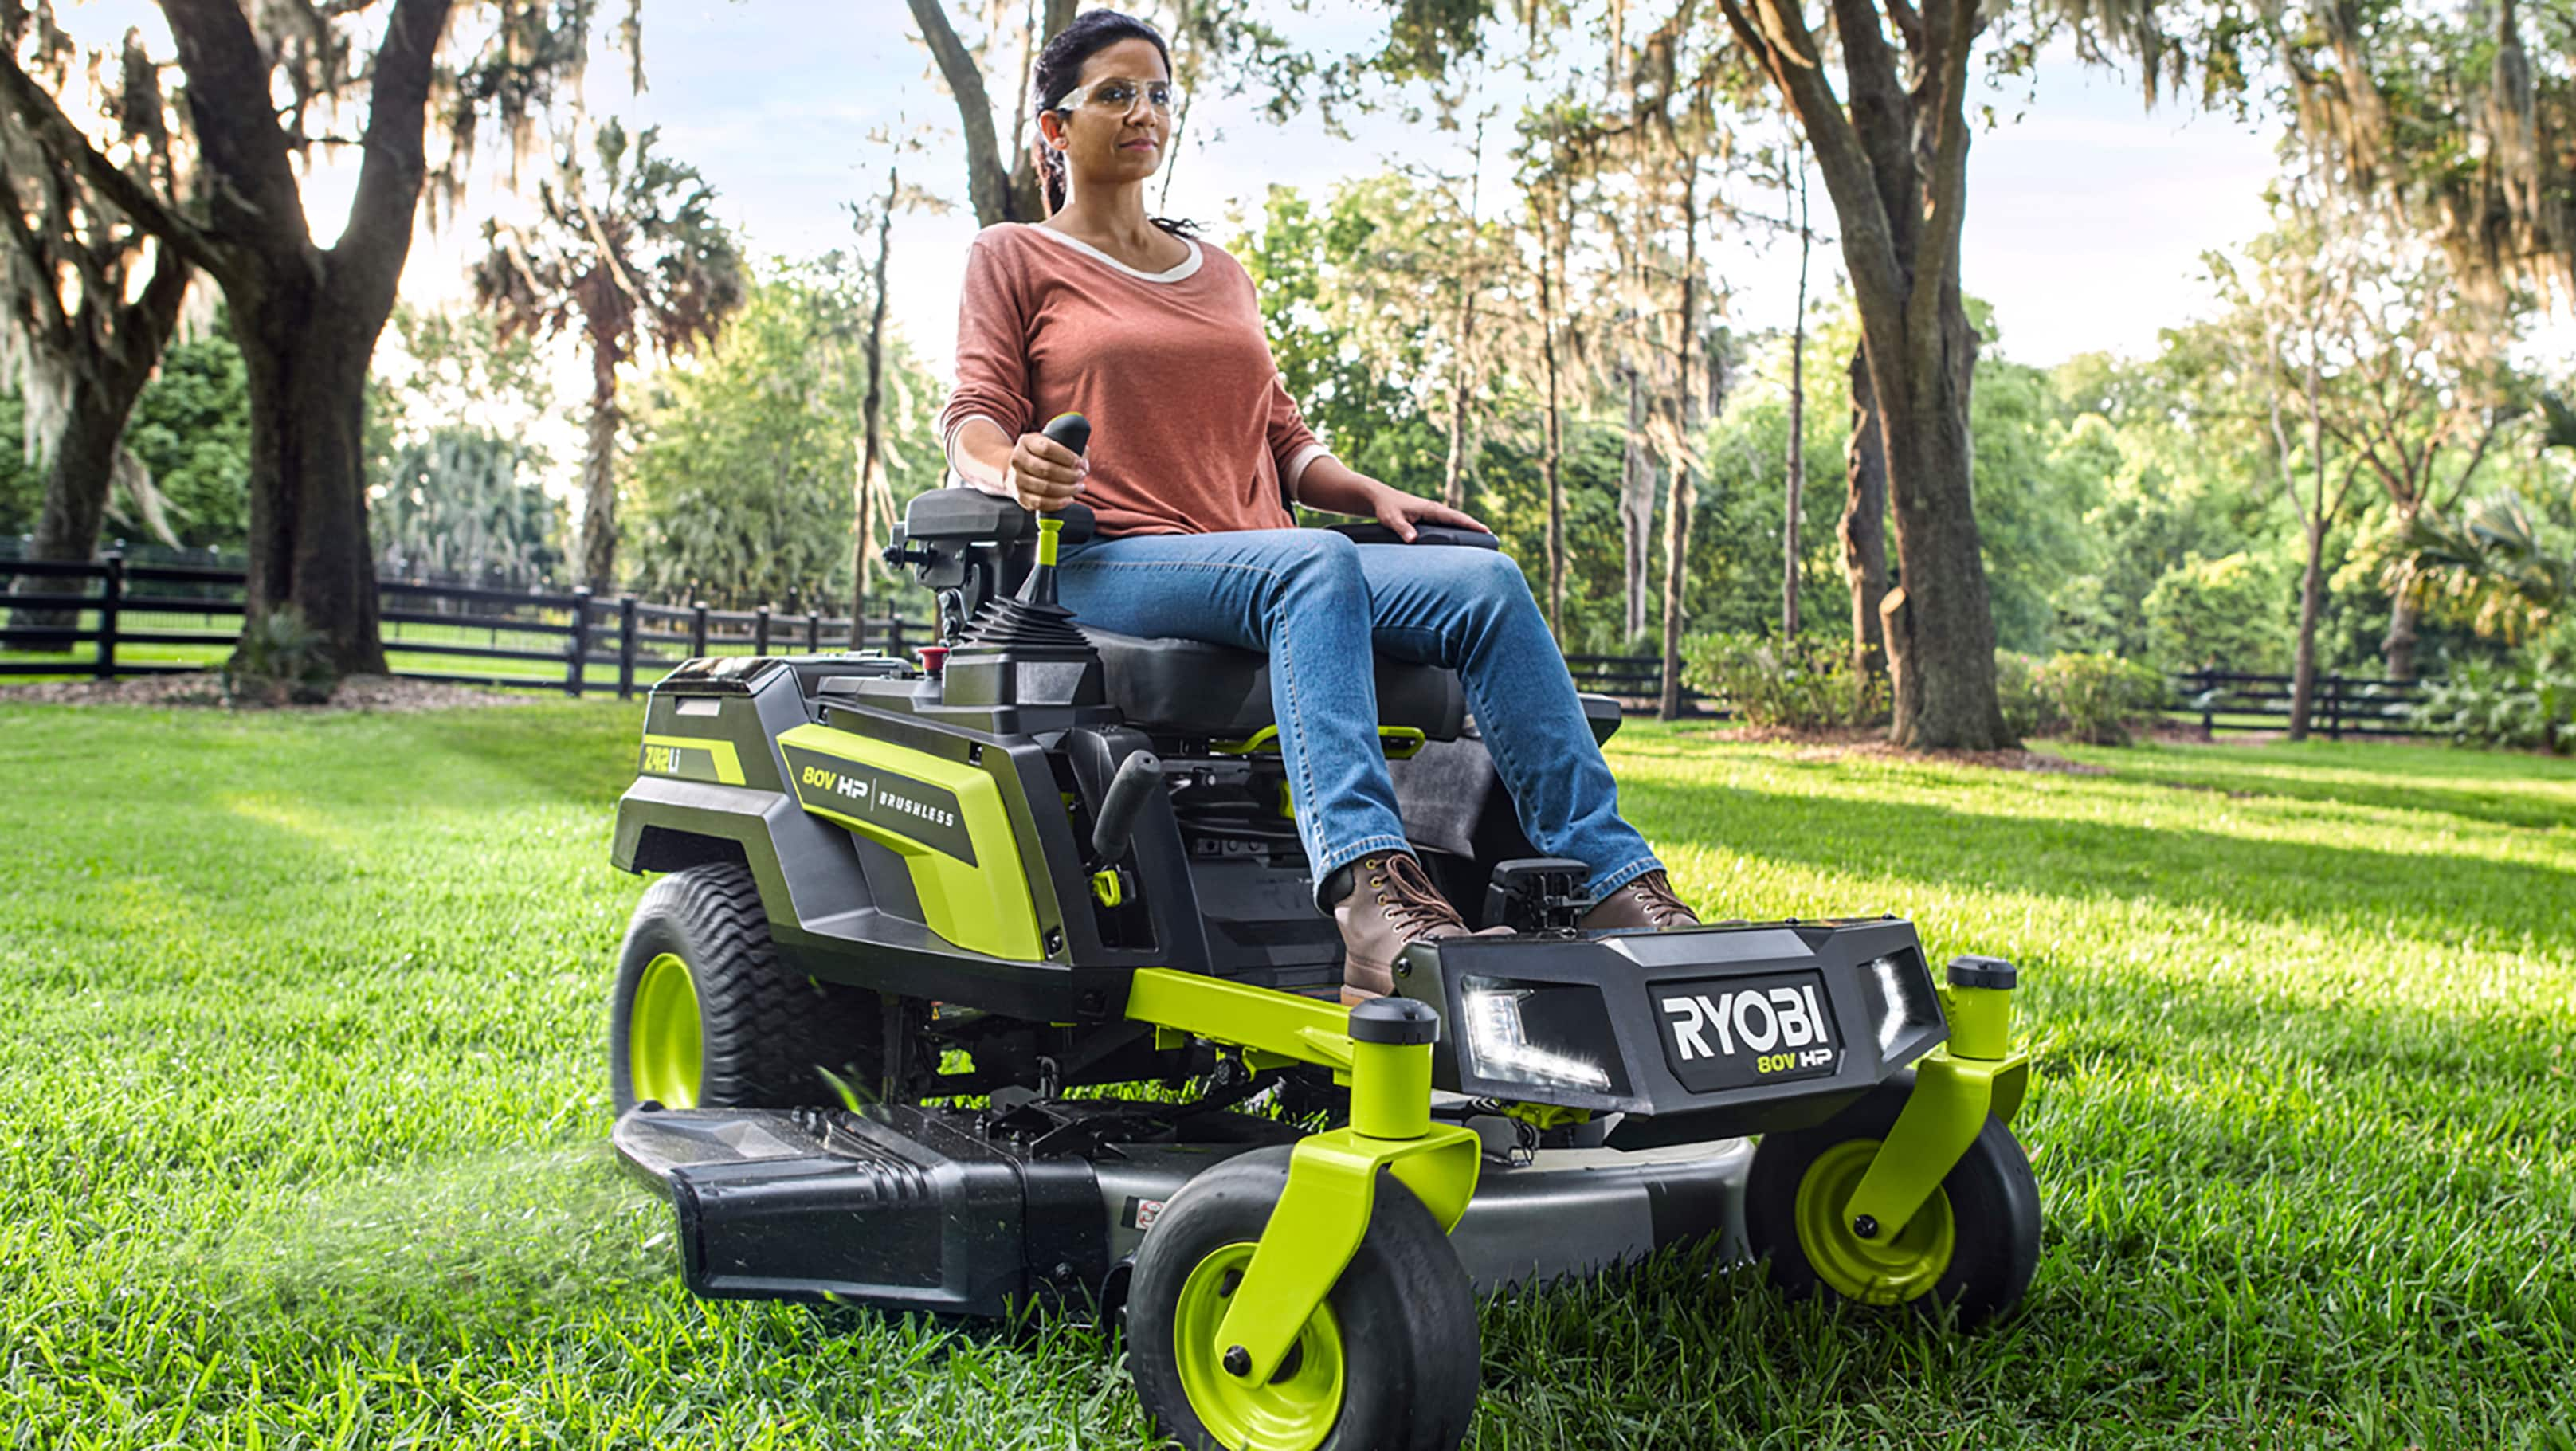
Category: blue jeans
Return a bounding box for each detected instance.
[1057,529,1660,903]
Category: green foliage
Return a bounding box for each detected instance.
[122,334,254,551]
[222,607,338,706]
[0,333,253,552]
[624,259,944,608]
[2411,625,2576,753]
[1995,649,2170,744]
[1680,632,1886,729]
[2143,551,2292,673]
[0,394,40,536]
[2040,652,2170,746]
[1993,649,2051,739]
[372,429,564,587]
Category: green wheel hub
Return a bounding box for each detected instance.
[1794,1138,1956,1304]
[1171,1241,1346,1451]
[629,951,704,1108]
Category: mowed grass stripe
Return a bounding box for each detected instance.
[0,702,2568,1447]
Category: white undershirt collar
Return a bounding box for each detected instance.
[1020,222,1203,283]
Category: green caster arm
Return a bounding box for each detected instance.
[1840,959,2033,1244]
[1122,972,1480,1387]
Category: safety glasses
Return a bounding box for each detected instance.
[1051,77,1181,116]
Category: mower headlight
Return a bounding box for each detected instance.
[1459,975,1613,1092]
[1857,951,1942,1057]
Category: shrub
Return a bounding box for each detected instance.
[2143,552,2291,674]
[223,607,338,707]
[1995,648,2168,745]
[1994,650,2052,739]
[2410,628,2576,753]
[2035,652,2169,745]
[1681,633,1886,730]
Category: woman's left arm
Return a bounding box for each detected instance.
[1263,374,1488,541]
[1296,457,1489,542]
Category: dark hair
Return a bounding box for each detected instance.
[1030,10,1198,237]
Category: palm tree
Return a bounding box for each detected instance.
[472,120,744,592]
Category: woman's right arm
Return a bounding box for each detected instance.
[941,233,1084,512]
[952,418,1085,512]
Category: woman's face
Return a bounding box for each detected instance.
[1047,37,1173,191]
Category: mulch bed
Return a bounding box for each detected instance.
[0,673,541,712]
[1695,722,2112,775]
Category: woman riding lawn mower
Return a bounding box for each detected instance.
[601,14,2040,1449]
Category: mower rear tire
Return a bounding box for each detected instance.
[1744,1072,2040,1327]
[608,863,882,1113]
[1128,1147,1478,1451]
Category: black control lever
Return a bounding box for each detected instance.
[1089,750,1163,869]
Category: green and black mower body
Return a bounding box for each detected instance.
[606,438,2041,1451]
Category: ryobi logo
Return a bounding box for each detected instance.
[800,763,872,804]
[1661,986,1834,1070]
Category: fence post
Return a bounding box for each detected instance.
[754,604,772,657]
[885,599,904,657]
[618,595,638,700]
[806,609,821,653]
[689,601,709,658]
[95,551,123,681]
[2196,669,2214,736]
[2326,673,2344,742]
[566,587,593,697]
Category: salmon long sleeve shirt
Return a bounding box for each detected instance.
[937,223,1334,537]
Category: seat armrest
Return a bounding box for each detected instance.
[904,488,1096,546]
[1325,522,1498,550]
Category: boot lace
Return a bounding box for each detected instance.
[1366,854,1464,939]
[1621,872,1694,926]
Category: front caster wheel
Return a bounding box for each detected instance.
[608,863,882,1112]
[1745,1072,2041,1326]
[1128,1147,1479,1451]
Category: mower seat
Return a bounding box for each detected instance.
[1081,628,1468,742]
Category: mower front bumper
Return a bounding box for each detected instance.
[612,1102,1747,1316]
[1396,916,1951,1133]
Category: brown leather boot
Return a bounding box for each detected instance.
[1333,853,1483,1002]
[1579,870,1702,931]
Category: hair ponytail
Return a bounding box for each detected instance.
[1029,9,1199,237]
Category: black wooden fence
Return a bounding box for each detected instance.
[0,552,1727,715]
[2,555,2431,735]
[0,554,927,700]
[2166,667,2433,739]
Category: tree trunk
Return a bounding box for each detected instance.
[1441,290,1477,513]
[855,165,897,644]
[2382,500,2421,680]
[579,346,621,594]
[6,381,130,646]
[1840,347,1889,674]
[1877,300,2009,750]
[1658,167,1700,723]
[233,276,391,675]
[1784,143,1810,639]
[1539,256,1565,637]
[2288,513,2327,740]
[1620,367,1653,644]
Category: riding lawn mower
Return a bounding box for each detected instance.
[603,415,2041,1450]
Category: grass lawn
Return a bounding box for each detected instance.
[2,700,2570,1448]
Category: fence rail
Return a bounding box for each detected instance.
[0,554,930,698]
[2167,667,2432,739]
[21,555,2417,735]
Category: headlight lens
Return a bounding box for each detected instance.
[1857,951,1942,1056]
[1460,976,1613,1091]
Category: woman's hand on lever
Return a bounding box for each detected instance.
[1008,431,1088,513]
[1365,480,1487,543]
